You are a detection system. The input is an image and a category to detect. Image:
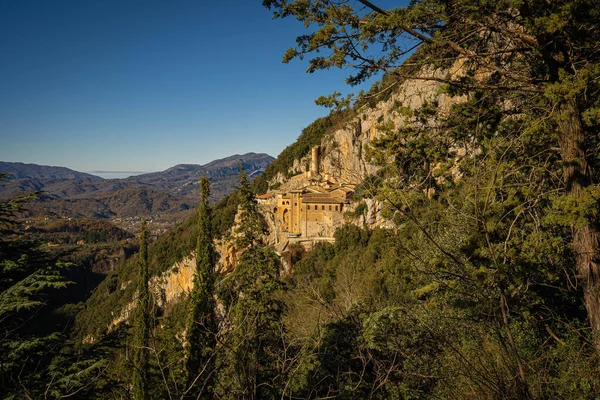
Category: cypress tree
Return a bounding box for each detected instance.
[132,219,150,400]
[234,165,266,249]
[185,177,217,396]
[216,168,286,398]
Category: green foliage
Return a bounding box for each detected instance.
[132,219,150,400]
[185,177,217,396]
[0,193,74,397]
[213,168,288,398]
[216,246,287,399]
[281,225,447,398]
[343,201,368,219]
[25,218,133,244]
[41,2,600,397]
[152,298,188,397]
[42,327,124,399]
[74,212,199,340]
[234,167,267,248]
[211,189,242,238]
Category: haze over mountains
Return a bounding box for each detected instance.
[0,153,274,220]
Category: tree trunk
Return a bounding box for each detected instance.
[557,98,600,341]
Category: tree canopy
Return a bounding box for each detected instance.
[263,0,600,346]
[0,191,72,397]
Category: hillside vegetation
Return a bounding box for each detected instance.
[3,1,600,398]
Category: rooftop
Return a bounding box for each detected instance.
[301,194,345,204]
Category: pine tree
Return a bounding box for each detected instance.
[0,187,70,397]
[132,219,150,400]
[185,177,217,397]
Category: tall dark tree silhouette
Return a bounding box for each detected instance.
[132,219,150,400]
[216,168,286,399]
[185,177,217,397]
[234,165,267,249]
[0,186,70,397]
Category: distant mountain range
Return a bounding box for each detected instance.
[0,162,103,181]
[0,153,274,220]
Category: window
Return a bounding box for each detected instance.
[307,205,310,210]
[329,205,332,211]
[335,205,338,211]
[322,205,325,210]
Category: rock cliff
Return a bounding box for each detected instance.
[270,75,442,193]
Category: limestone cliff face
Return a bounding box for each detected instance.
[274,77,443,193]
[105,209,261,331]
[151,255,196,308]
[273,56,478,196]
[107,255,196,332]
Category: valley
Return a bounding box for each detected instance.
[0,152,274,235]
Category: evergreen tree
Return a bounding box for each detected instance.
[234,164,266,249]
[185,177,217,396]
[217,247,286,399]
[216,168,286,399]
[132,219,150,400]
[0,188,70,397]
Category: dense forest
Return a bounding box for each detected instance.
[3,0,600,398]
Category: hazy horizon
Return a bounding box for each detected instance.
[1,150,275,179]
[88,170,151,179]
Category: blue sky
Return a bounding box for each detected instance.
[0,0,387,174]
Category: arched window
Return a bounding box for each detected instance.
[273,207,278,213]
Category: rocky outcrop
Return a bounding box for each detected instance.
[151,255,196,308]
[262,74,446,243]
[107,255,196,331]
[269,59,479,197]
[274,79,440,193]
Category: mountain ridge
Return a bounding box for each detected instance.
[0,161,103,181]
[0,153,274,223]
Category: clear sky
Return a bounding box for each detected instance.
[0,0,381,174]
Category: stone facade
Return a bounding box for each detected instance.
[258,187,350,239]
[269,186,350,238]
[257,145,354,239]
